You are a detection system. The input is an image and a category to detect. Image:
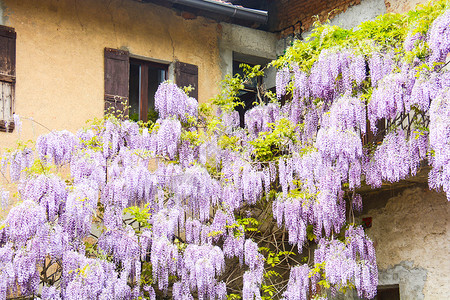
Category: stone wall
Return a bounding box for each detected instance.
[360,187,449,299]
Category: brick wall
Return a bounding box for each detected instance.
[273,0,362,37]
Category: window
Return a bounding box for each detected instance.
[0,25,16,133]
[375,285,400,300]
[232,52,272,127]
[129,59,167,122]
[104,48,198,121]
[353,284,400,300]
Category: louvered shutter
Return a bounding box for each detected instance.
[175,61,198,100]
[104,48,129,119]
[0,25,15,132]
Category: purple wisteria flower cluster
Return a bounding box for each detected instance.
[36,130,78,166]
[314,226,377,299]
[155,82,198,121]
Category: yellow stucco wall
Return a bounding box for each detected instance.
[0,0,222,150]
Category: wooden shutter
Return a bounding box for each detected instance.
[175,61,198,100]
[104,48,129,118]
[0,25,15,132]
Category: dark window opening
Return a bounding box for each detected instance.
[233,60,259,127]
[375,284,400,300]
[354,284,400,300]
[232,53,271,128]
[129,59,167,123]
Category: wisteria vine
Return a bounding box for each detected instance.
[0,2,450,300]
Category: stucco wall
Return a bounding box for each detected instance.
[385,0,430,13]
[218,22,277,79]
[328,0,386,29]
[0,0,222,150]
[361,187,449,299]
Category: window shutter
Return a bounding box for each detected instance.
[175,61,198,100]
[0,25,15,133]
[104,48,129,118]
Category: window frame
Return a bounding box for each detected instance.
[129,58,168,122]
[0,25,16,133]
[104,48,198,122]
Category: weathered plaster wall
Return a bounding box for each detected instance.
[361,187,449,299]
[0,0,222,149]
[218,22,277,78]
[328,0,386,29]
[276,0,387,56]
[384,0,430,13]
[273,0,363,35]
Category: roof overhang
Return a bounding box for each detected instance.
[166,0,268,24]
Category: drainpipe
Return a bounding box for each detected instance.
[168,0,268,24]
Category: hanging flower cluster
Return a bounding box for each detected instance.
[313,226,377,299]
[36,130,78,165]
[155,82,198,121]
[6,147,33,182]
[428,90,450,199]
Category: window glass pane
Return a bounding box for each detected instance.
[148,67,166,122]
[129,63,140,121]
